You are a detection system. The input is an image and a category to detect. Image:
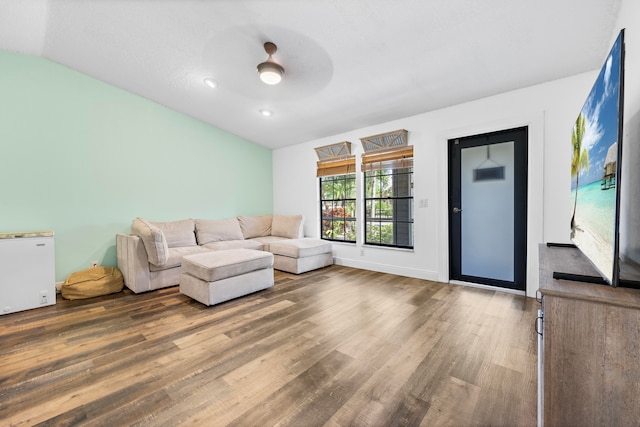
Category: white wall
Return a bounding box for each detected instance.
[615,0,640,264]
[274,71,599,298]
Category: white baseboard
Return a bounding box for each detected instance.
[333,257,439,282]
[55,281,64,293]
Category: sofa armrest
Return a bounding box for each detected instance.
[116,234,152,294]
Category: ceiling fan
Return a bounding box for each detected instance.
[257,42,285,85]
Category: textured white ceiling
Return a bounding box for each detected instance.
[0,0,622,149]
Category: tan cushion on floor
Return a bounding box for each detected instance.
[271,214,304,239]
[182,249,273,282]
[195,218,244,245]
[237,215,273,239]
[61,266,124,300]
[269,238,332,258]
[131,217,169,266]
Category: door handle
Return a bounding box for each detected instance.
[453,207,462,213]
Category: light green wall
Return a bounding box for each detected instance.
[0,51,273,282]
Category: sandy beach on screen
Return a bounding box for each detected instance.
[571,215,615,282]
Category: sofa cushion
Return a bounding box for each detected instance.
[237,215,273,239]
[148,246,210,272]
[195,218,244,245]
[182,249,273,282]
[149,219,196,248]
[270,238,332,258]
[250,235,288,252]
[131,217,169,266]
[202,239,264,251]
[271,214,304,239]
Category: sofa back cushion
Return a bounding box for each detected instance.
[131,217,169,266]
[237,215,273,239]
[150,219,197,248]
[271,214,304,239]
[195,218,244,245]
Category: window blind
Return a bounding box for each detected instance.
[316,156,356,177]
[361,146,413,172]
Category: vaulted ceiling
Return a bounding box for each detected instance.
[0,1,622,149]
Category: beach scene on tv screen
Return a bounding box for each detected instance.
[570,33,622,283]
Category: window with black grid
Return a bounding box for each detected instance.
[364,167,413,248]
[320,173,356,243]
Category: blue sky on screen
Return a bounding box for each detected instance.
[573,33,622,187]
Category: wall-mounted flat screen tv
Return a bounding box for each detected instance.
[570,29,625,286]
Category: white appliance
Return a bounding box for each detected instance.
[0,231,55,315]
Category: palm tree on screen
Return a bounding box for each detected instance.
[571,113,589,229]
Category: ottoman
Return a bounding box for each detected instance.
[269,238,333,274]
[180,249,274,306]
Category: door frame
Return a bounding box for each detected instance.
[436,113,545,298]
[448,127,528,291]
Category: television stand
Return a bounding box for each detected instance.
[545,242,576,249]
[551,271,608,285]
[538,244,640,426]
[545,242,640,289]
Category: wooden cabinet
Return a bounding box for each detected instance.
[538,244,640,426]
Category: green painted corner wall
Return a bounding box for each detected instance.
[0,51,273,282]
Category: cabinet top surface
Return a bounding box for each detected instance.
[0,231,54,239]
[539,244,640,309]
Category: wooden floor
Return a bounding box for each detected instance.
[0,265,538,426]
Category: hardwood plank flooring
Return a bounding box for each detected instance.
[0,265,538,426]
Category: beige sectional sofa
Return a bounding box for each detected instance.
[116,214,307,293]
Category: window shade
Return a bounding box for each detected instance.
[316,156,356,177]
[361,146,413,172]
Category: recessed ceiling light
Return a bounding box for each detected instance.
[203,77,218,88]
[259,109,273,117]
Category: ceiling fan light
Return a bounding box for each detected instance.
[203,77,218,88]
[257,42,284,85]
[257,61,284,85]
